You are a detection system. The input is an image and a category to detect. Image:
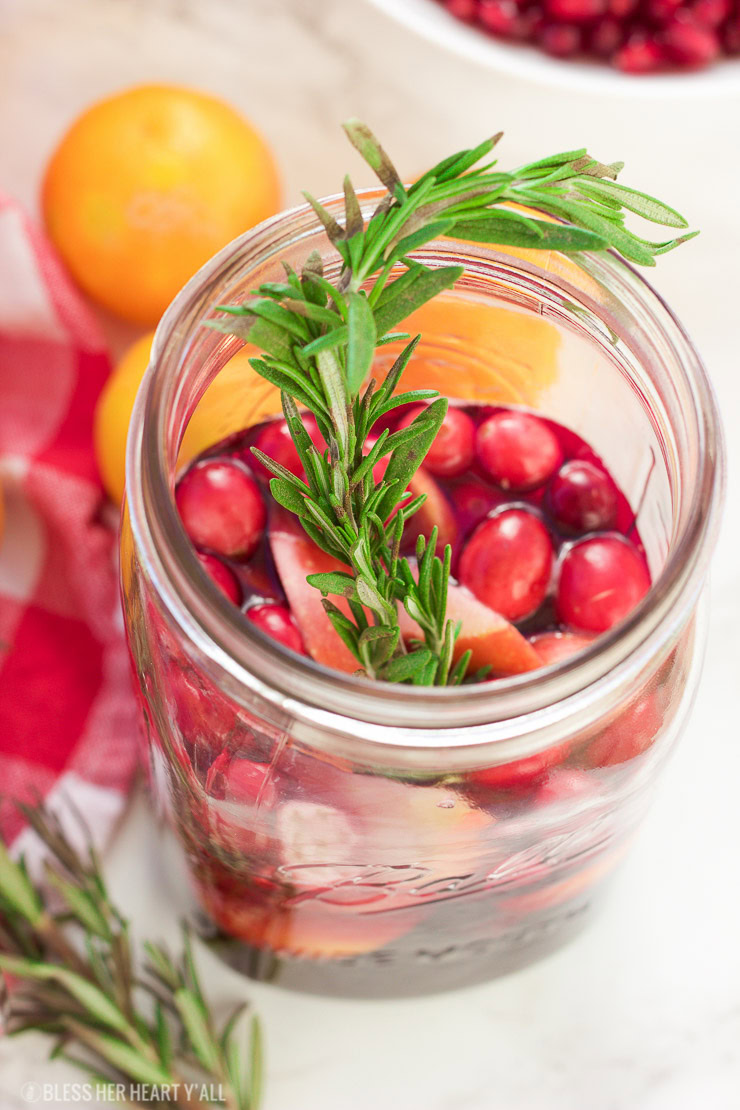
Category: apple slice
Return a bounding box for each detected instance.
[398,466,459,557]
[268,508,358,674]
[399,576,541,677]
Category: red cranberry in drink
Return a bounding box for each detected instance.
[176,459,266,560]
[614,32,666,70]
[468,739,571,792]
[476,411,562,492]
[545,0,607,21]
[556,535,650,632]
[225,758,277,805]
[246,603,306,655]
[459,508,553,622]
[250,414,325,480]
[536,22,583,55]
[451,478,505,537]
[580,691,663,767]
[547,459,618,534]
[197,552,242,606]
[661,13,720,65]
[396,405,476,478]
[530,630,595,665]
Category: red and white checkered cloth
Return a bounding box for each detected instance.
[0,194,139,853]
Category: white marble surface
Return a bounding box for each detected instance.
[2,1,740,1107]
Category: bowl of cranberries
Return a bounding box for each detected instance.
[122,192,723,997]
[368,0,740,83]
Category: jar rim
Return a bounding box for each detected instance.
[125,191,725,748]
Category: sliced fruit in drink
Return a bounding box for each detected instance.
[399,577,541,677]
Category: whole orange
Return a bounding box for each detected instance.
[42,84,281,325]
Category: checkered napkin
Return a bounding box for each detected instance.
[0,194,140,855]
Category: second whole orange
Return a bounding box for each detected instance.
[42,84,281,326]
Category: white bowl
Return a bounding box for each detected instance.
[366,0,740,97]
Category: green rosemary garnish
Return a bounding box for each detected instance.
[0,803,262,1110]
[209,120,694,686]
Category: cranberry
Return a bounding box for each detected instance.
[536,21,584,54]
[459,509,553,622]
[690,0,729,25]
[661,13,720,65]
[206,751,277,806]
[608,0,638,17]
[644,0,682,24]
[246,603,306,655]
[396,405,475,478]
[547,459,619,533]
[443,0,477,18]
[723,15,740,52]
[476,411,562,492]
[468,739,571,792]
[250,414,325,481]
[545,0,607,21]
[556,535,650,632]
[580,692,663,767]
[176,459,266,560]
[197,552,242,605]
[478,0,529,37]
[451,478,505,537]
[615,32,666,70]
[530,630,594,665]
[590,16,624,54]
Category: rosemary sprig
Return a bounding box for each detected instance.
[0,803,262,1110]
[209,121,694,686]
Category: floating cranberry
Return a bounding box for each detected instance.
[476,411,563,492]
[661,13,720,65]
[468,739,571,792]
[459,509,553,622]
[547,459,619,533]
[176,459,266,560]
[530,630,595,665]
[614,32,666,70]
[451,478,505,537]
[225,758,277,805]
[250,414,325,480]
[536,21,583,55]
[545,0,607,21]
[246,603,306,655]
[580,692,663,767]
[556,535,650,632]
[197,552,242,606]
[396,405,476,478]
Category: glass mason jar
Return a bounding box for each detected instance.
[122,192,724,998]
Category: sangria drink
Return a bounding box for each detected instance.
[122,186,723,996]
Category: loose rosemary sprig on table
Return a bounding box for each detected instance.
[0,804,262,1110]
[209,120,694,686]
